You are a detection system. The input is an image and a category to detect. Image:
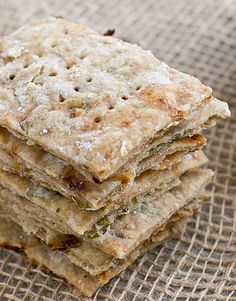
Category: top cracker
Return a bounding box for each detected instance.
[0,17,214,181]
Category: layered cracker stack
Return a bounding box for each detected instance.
[0,18,230,296]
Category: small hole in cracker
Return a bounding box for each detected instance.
[49,71,58,77]
[37,52,43,57]
[59,94,65,102]
[79,53,87,60]
[108,104,114,110]
[93,177,100,184]
[66,59,76,69]
[94,116,102,123]
[86,77,92,83]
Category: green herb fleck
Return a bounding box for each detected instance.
[85,216,110,239]
[151,141,172,155]
[86,229,100,239]
[149,136,160,144]
[72,197,91,209]
[96,216,109,234]
[170,225,179,237]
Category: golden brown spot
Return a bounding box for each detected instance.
[69,107,84,118]
[192,134,207,146]
[99,271,110,282]
[140,86,184,119]
[179,134,206,147]
[0,127,10,144]
[51,98,86,118]
[204,95,213,104]
[121,121,131,128]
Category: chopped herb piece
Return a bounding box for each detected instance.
[170,225,179,236]
[72,196,91,209]
[86,216,110,239]
[151,141,172,155]
[149,136,160,144]
[97,216,109,227]
[86,229,100,239]
[96,216,109,234]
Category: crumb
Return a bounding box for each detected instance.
[103,29,115,36]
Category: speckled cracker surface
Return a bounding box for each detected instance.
[0,17,219,181]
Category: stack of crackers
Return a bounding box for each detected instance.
[0,18,230,296]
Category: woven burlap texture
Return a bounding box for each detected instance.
[0,0,235,300]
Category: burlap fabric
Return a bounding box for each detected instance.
[0,0,235,300]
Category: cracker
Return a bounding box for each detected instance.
[0,17,230,181]
[0,166,212,260]
[0,126,205,208]
[0,151,207,236]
